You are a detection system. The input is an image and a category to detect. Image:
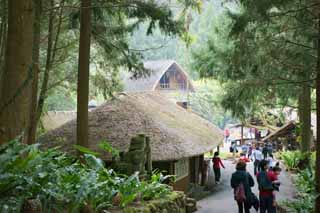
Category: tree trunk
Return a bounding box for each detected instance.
[36,0,64,123]
[299,83,311,153]
[36,0,54,123]
[315,12,320,213]
[27,0,41,145]
[0,0,7,82]
[0,0,34,144]
[77,0,91,149]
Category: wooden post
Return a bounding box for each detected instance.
[194,156,199,184]
[200,155,207,186]
[146,136,152,177]
[189,158,195,183]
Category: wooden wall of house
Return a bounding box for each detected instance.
[153,161,190,192]
[189,155,205,185]
[173,174,190,192]
[155,65,188,90]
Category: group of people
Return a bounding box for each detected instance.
[212,141,282,213]
[230,159,282,213]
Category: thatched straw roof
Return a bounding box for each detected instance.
[38,93,223,161]
[123,60,195,92]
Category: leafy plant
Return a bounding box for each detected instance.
[0,140,173,212]
[280,151,301,170]
[279,151,316,213]
[98,141,120,158]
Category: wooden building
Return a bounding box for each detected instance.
[123,60,195,106]
[262,121,298,150]
[38,93,223,192]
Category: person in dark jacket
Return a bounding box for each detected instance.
[257,160,276,213]
[231,161,255,213]
[262,144,268,159]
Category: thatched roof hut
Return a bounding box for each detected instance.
[38,93,223,161]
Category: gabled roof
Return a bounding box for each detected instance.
[123,60,195,92]
[262,121,296,142]
[38,92,223,161]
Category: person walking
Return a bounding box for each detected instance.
[252,146,263,175]
[256,160,277,213]
[267,142,273,155]
[212,152,225,184]
[266,154,276,170]
[224,129,230,143]
[247,144,253,158]
[231,141,238,159]
[231,161,255,213]
[262,144,269,159]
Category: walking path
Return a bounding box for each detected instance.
[196,159,296,213]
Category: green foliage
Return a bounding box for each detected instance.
[295,168,315,194]
[98,141,120,158]
[73,144,101,156]
[0,140,172,212]
[279,150,314,170]
[279,151,301,170]
[281,168,316,212]
[140,170,174,201]
[279,151,316,212]
[35,0,202,115]
[129,0,224,78]
[191,0,316,119]
[190,80,237,128]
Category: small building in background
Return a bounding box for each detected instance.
[123,60,195,107]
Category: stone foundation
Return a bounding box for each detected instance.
[109,191,192,213]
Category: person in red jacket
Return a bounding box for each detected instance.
[212,152,225,183]
[239,153,250,163]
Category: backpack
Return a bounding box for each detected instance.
[257,171,273,191]
[234,183,246,202]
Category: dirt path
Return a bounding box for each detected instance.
[196,159,296,213]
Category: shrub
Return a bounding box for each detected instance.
[279,151,314,170]
[0,140,172,212]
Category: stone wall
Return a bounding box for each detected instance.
[109,191,190,213]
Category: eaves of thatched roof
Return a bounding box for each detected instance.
[123,60,195,92]
[38,92,223,161]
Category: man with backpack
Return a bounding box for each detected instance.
[256,160,277,213]
[231,161,255,213]
[252,146,263,175]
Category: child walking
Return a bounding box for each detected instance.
[212,152,225,184]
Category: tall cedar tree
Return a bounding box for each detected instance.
[27,0,41,144]
[0,0,34,144]
[77,0,91,149]
[316,7,320,212]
